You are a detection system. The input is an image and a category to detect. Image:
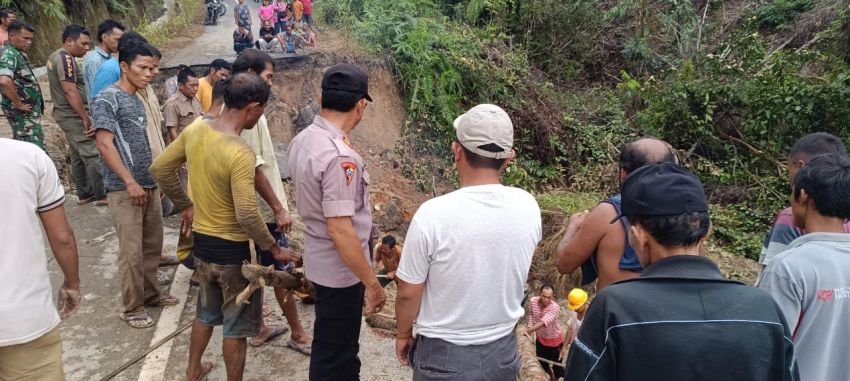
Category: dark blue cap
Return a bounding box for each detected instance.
[321,63,373,102]
[611,162,708,223]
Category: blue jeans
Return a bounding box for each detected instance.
[410,333,520,381]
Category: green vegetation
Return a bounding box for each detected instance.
[6,0,170,64]
[3,0,68,23]
[318,0,850,260]
[137,0,205,47]
[756,0,813,30]
[536,192,602,217]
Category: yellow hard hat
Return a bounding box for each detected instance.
[567,288,588,311]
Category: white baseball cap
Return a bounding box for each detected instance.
[453,104,514,159]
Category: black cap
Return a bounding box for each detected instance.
[321,63,373,102]
[611,162,708,223]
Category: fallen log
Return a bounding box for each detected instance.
[236,265,303,305]
[516,323,550,381]
[366,312,397,331]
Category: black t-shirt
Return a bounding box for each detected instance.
[260,27,276,42]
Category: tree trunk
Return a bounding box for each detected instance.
[516,323,550,381]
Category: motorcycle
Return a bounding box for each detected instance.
[204,0,227,25]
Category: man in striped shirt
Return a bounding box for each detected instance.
[526,285,564,380]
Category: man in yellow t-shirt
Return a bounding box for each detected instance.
[151,73,299,381]
[197,59,231,113]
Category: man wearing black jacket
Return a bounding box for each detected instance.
[565,162,799,381]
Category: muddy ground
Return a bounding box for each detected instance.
[1,3,765,380]
[2,3,422,379]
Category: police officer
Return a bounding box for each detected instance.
[48,25,106,205]
[288,63,386,380]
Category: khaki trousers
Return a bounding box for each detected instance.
[107,188,164,314]
[56,112,105,200]
[0,327,64,381]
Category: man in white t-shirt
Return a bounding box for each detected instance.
[394,104,542,380]
[0,138,81,379]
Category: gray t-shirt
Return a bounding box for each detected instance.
[758,232,850,381]
[92,85,156,191]
[397,184,542,346]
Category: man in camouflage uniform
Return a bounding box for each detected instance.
[0,21,44,149]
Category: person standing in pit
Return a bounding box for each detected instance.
[526,285,564,381]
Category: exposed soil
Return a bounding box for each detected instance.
[1,4,767,380]
[0,5,422,379]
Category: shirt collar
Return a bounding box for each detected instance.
[786,232,850,250]
[312,115,346,138]
[95,45,111,59]
[6,44,22,57]
[177,91,195,103]
[624,255,738,283]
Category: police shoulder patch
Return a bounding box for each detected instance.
[341,161,357,186]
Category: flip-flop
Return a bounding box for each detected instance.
[93,198,108,206]
[148,295,180,307]
[250,326,288,347]
[190,361,214,381]
[120,312,155,329]
[286,339,312,356]
[77,196,95,205]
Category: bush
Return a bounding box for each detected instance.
[629,30,850,212]
[756,0,813,30]
[136,0,205,47]
[320,0,555,190]
[710,204,774,261]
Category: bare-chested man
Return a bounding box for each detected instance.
[374,235,402,288]
[555,138,676,290]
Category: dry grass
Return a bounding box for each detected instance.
[530,192,602,299]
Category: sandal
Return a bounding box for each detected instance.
[250,325,289,347]
[189,361,214,381]
[148,295,180,307]
[93,198,108,206]
[120,312,155,329]
[286,339,312,356]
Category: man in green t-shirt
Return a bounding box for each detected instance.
[48,24,106,205]
[0,21,44,150]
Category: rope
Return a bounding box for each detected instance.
[98,321,194,381]
[535,355,566,368]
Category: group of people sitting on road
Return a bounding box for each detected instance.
[233,0,316,54]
